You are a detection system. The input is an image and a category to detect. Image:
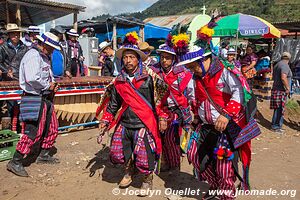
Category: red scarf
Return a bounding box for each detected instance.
[114,78,161,154]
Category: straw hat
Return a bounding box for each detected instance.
[227,48,237,55]
[5,23,24,33]
[66,29,79,37]
[281,52,291,59]
[156,44,176,55]
[138,42,154,52]
[116,44,147,61]
[176,45,205,66]
[98,41,112,54]
[36,32,60,50]
[27,25,40,33]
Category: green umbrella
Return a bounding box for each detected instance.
[213,13,280,38]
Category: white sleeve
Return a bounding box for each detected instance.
[185,78,195,103]
[222,69,244,104]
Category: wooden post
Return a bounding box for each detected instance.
[73,12,78,31]
[113,23,117,50]
[16,4,21,26]
[6,1,10,24]
[139,26,145,42]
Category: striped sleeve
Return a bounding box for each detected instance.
[22,49,50,91]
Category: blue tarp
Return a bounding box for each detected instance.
[96,23,170,42]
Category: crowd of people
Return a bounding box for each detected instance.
[0,21,295,200]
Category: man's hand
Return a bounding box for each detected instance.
[49,82,58,91]
[159,119,168,132]
[7,69,14,78]
[65,71,72,78]
[98,122,108,144]
[53,83,59,93]
[0,69,2,77]
[215,114,229,132]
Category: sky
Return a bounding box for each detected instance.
[54,0,159,26]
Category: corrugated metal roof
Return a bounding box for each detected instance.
[144,14,198,29]
[0,0,85,26]
[272,20,300,32]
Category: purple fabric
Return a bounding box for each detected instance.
[239,14,269,36]
[158,45,176,54]
[179,49,204,63]
[241,53,258,66]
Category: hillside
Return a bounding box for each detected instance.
[92,0,300,22]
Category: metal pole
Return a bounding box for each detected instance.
[58,121,99,131]
[235,29,239,59]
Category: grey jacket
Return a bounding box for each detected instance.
[0,39,27,80]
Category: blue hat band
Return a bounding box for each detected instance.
[41,34,59,47]
[179,49,204,62]
[158,46,175,53]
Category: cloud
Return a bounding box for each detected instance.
[55,0,158,25]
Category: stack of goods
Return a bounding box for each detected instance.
[252,72,273,100]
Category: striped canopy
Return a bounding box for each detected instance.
[213,13,281,38]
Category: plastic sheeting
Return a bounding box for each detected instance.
[272,38,300,67]
[96,23,171,42]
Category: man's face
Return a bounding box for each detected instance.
[103,46,113,57]
[8,32,20,44]
[44,44,55,55]
[123,50,139,72]
[69,35,77,42]
[160,52,174,69]
[29,32,39,40]
[185,60,203,77]
[57,33,63,41]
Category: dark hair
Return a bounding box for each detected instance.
[247,44,256,50]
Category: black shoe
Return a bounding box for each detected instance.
[7,151,29,177]
[36,149,60,164]
[202,187,220,200]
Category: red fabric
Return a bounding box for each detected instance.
[156,70,192,120]
[194,66,252,184]
[114,80,161,154]
[96,96,110,118]
[161,70,192,108]
[102,78,146,129]
[195,69,245,128]
[16,103,58,155]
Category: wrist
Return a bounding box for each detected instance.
[223,113,231,120]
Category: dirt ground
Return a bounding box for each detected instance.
[0,99,299,200]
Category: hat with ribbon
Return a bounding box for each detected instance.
[227,48,237,55]
[36,32,60,50]
[5,23,24,33]
[98,41,112,54]
[176,20,217,66]
[115,31,147,61]
[27,25,40,33]
[66,29,79,37]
